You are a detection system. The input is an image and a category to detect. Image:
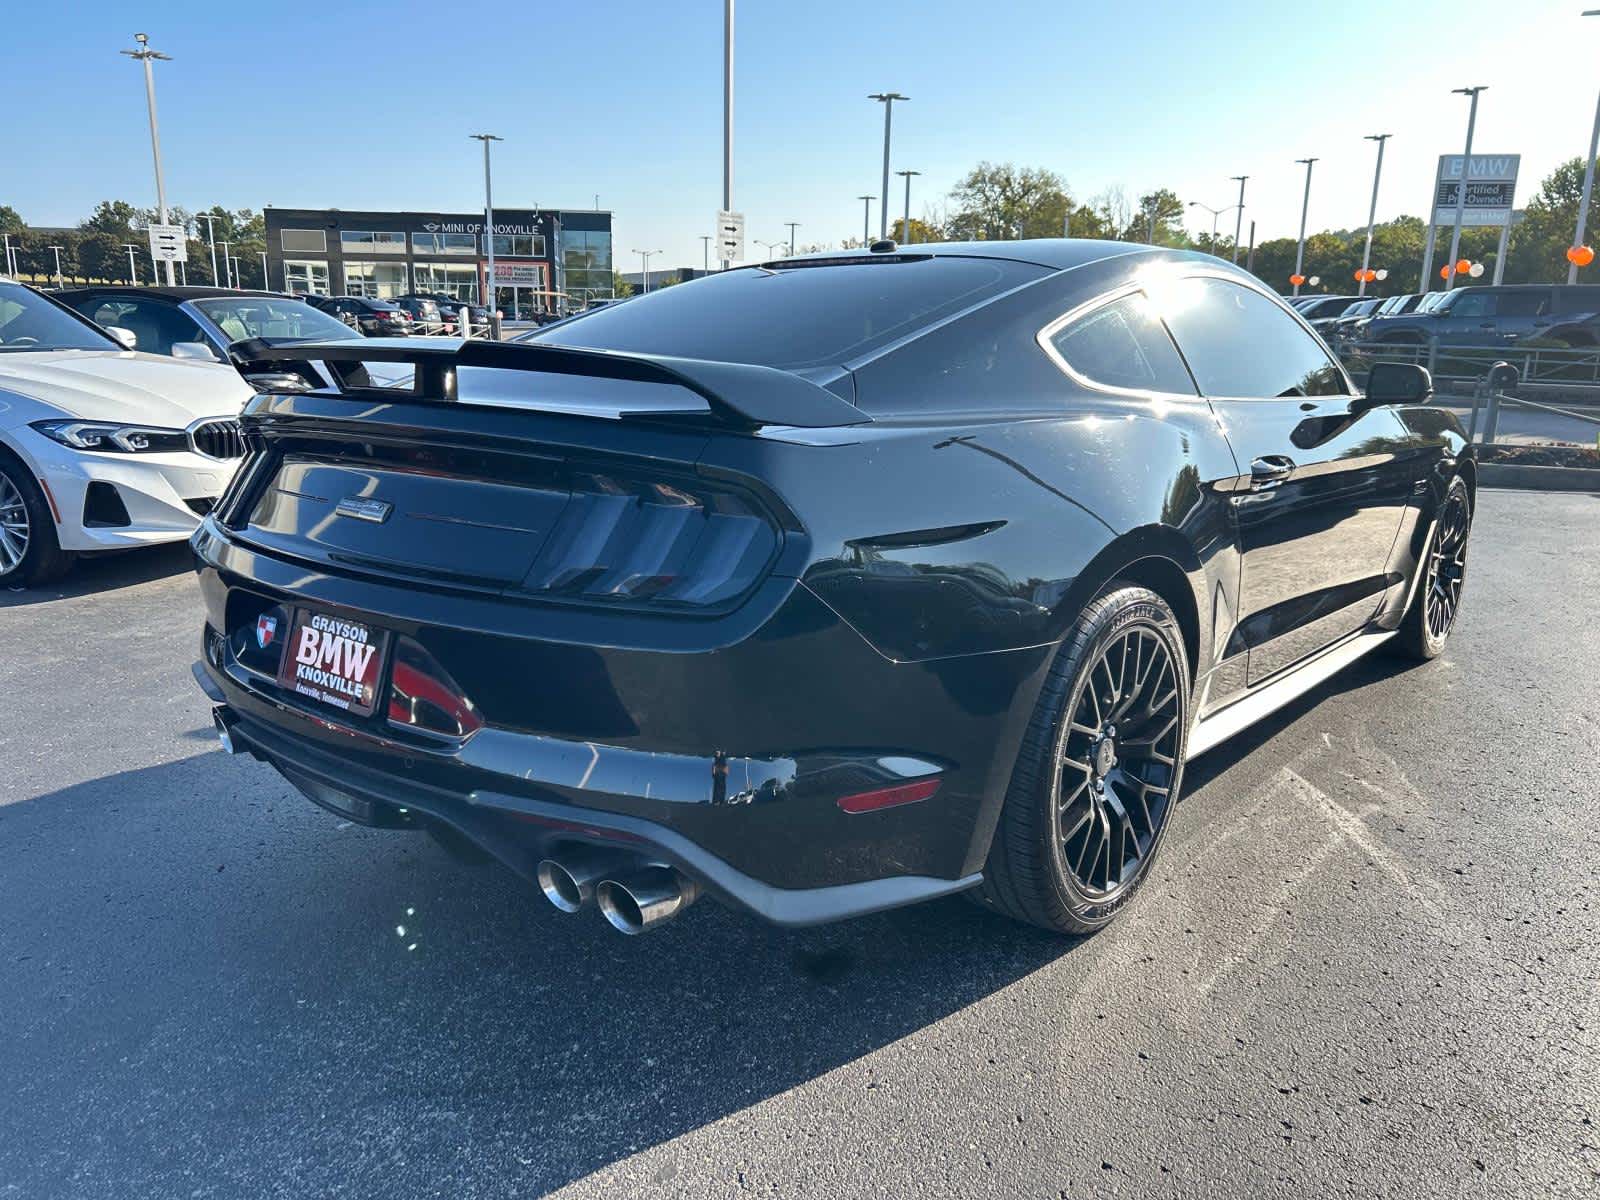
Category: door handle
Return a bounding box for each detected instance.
[1250,455,1296,489]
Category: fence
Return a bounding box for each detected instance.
[334,313,496,340]
[1340,338,1600,394]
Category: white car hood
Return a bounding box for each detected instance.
[0,350,252,427]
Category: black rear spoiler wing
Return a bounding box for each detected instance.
[241,337,872,430]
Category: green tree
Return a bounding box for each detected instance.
[611,270,634,298]
[80,200,142,239]
[1124,189,1188,246]
[946,162,1071,241]
[1506,156,1595,284]
[77,232,125,282]
[0,205,24,236]
[890,216,943,244]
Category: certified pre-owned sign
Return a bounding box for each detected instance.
[1432,154,1520,227]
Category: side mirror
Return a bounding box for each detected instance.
[1364,361,1433,406]
[171,341,220,362]
[106,326,138,350]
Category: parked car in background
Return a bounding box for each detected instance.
[1318,297,1384,344]
[390,295,455,333]
[1364,283,1600,348]
[1346,293,1434,342]
[307,296,412,336]
[58,286,364,362]
[192,242,1473,939]
[1294,295,1364,322]
[0,277,252,586]
[438,299,493,327]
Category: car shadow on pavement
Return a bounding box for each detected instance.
[0,649,1413,1198]
[0,542,192,607]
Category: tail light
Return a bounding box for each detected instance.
[387,637,482,737]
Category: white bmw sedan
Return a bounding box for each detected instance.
[0,278,254,587]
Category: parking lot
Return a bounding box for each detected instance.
[0,488,1595,1199]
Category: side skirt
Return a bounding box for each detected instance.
[1185,627,1396,761]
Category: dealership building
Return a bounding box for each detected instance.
[262,206,613,317]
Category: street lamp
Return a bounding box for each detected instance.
[1188,201,1237,252]
[1570,10,1600,282]
[895,170,921,245]
[721,0,734,269]
[1229,175,1248,264]
[1292,157,1318,296]
[49,245,65,288]
[785,221,801,254]
[121,33,176,286]
[633,248,661,293]
[700,235,713,272]
[217,240,232,288]
[868,93,908,241]
[1357,134,1392,297]
[470,133,503,328]
[857,195,875,246]
[195,213,222,287]
[1444,87,1487,291]
[122,242,141,284]
[2,234,15,276]
[259,250,270,290]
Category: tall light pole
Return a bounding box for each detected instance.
[895,169,921,244]
[2,234,15,276]
[868,93,908,240]
[858,195,875,245]
[757,239,785,260]
[785,221,801,253]
[217,240,232,288]
[1571,10,1600,283]
[700,235,712,272]
[1293,157,1317,296]
[722,0,734,270]
[470,133,503,326]
[49,245,65,288]
[633,248,660,292]
[1357,134,1392,296]
[196,212,221,286]
[1444,86,1486,291]
[1229,175,1248,264]
[122,242,141,284]
[259,250,270,290]
[1188,201,1236,253]
[121,33,175,285]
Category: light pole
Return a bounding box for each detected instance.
[785,221,800,254]
[122,242,140,284]
[1293,157,1317,296]
[49,245,65,288]
[858,195,875,245]
[633,249,661,292]
[700,235,712,272]
[757,239,785,260]
[1229,175,1248,264]
[2,234,14,276]
[895,170,920,244]
[470,133,503,327]
[1188,201,1236,253]
[217,240,232,288]
[722,0,734,270]
[1444,86,1486,290]
[259,250,270,290]
[1571,10,1600,283]
[1357,134,1392,296]
[196,213,222,286]
[868,93,908,241]
[121,33,176,285]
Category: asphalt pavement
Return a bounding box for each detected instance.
[2,489,1598,1200]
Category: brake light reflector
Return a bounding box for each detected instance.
[836,778,941,814]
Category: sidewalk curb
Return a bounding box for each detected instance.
[1478,462,1600,492]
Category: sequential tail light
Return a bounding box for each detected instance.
[836,778,941,815]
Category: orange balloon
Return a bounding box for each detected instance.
[1289,273,1305,286]
[1440,265,1452,279]
[1455,258,1471,274]
[1570,244,1595,267]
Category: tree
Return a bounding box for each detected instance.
[0,205,23,236]
[890,217,943,244]
[1506,156,1595,284]
[1124,189,1187,246]
[80,200,142,239]
[610,270,633,298]
[946,162,1071,241]
[77,232,126,283]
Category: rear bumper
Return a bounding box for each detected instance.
[191,528,1054,925]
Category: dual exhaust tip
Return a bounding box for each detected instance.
[536,848,700,934]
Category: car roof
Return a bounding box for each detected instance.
[763,237,1164,272]
[55,285,293,302]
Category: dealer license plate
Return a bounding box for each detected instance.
[274,608,389,717]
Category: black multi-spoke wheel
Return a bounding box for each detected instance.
[1393,475,1473,661]
[0,452,71,589]
[1056,626,1182,899]
[976,584,1190,934]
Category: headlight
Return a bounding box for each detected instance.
[31,420,188,453]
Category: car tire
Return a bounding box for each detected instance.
[1390,476,1472,661]
[0,449,74,589]
[974,584,1190,935]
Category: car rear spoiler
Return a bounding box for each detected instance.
[247,337,872,430]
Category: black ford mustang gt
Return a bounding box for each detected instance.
[190,240,1474,936]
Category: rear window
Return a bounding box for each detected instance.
[532,255,1050,371]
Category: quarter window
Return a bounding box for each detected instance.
[1155,277,1347,397]
[1046,291,1196,395]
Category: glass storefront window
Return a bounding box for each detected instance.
[343,261,409,298]
[280,229,327,254]
[412,263,479,301]
[340,231,405,253]
[561,229,614,308]
[489,234,546,258]
[283,260,330,296]
[413,232,478,255]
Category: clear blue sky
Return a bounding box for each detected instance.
[1,0,1591,272]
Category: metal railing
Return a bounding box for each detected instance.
[1463,362,1600,445]
[1340,337,1600,394]
[333,312,496,340]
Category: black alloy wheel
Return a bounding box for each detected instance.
[976,584,1190,934]
[1393,475,1473,661]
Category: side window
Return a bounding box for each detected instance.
[1498,291,1549,318]
[1156,277,1348,398]
[1046,291,1196,395]
[1449,292,1495,319]
[104,299,205,356]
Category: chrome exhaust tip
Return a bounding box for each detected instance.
[536,847,629,913]
[596,868,700,935]
[213,707,238,755]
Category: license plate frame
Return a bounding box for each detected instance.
[274,607,390,718]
